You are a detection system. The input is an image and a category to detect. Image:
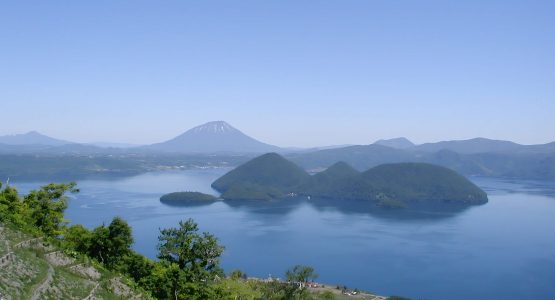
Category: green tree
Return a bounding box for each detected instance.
[141,261,183,300]
[121,251,156,282]
[0,183,24,224]
[107,217,134,257]
[22,182,78,236]
[286,265,318,285]
[156,219,225,299]
[158,219,225,282]
[285,265,318,299]
[63,224,92,253]
[88,217,133,267]
[89,224,110,264]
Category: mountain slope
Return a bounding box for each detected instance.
[146,121,280,153]
[360,163,487,203]
[0,131,70,146]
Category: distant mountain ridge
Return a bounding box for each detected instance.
[374,137,415,149]
[414,137,523,154]
[0,131,71,146]
[145,121,280,153]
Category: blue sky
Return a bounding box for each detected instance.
[1,0,554,147]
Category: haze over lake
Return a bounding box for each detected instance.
[13,170,555,300]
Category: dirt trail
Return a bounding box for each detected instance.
[29,264,54,300]
[84,282,100,300]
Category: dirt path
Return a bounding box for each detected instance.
[83,282,100,300]
[30,264,54,300]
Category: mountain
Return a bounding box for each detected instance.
[211,152,310,200]
[145,121,280,153]
[414,137,524,154]
[287,144,415,171]
[211,153,488,207]
[374,137,415,149]
[0,131,70,146]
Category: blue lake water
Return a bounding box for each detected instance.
[12,170,555,300]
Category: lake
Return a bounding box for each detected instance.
[12,170,555,300]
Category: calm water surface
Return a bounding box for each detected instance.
[13,170,555,300]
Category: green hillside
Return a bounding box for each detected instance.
[212,153,310,200]
[360,163,487,204]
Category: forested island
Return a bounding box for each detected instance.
[160,191,218,205]
[211,153,488,208]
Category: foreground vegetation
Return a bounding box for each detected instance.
[0,181,398,299]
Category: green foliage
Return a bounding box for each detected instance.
[157,219,225,282]
[213,278,261,299]
[121,251,156,282]
[228,269,248,280]
[63,224,92,253]
[88,217,133,268]
[250,280,297,300]
[22,182,78,236]
[286,265,318,283]
[0,184,24,224]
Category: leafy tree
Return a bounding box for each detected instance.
[22,182,78,236]
[141,261,183,300]
[286,265,318,285]
[107,217,134,257]
[285,265,318,299]
[0,183,24,224]
[89,224,110,264]
[155,219,225,299]
[122,251,156,282]
[158,219,225,282]
[63,224,92,253]
[88,217,133,267]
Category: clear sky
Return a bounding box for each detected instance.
[1,1,554,147]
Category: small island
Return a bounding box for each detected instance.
[160,191,218,206]
[211,153,488,208]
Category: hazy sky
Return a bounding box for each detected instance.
[1,1,554,147]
